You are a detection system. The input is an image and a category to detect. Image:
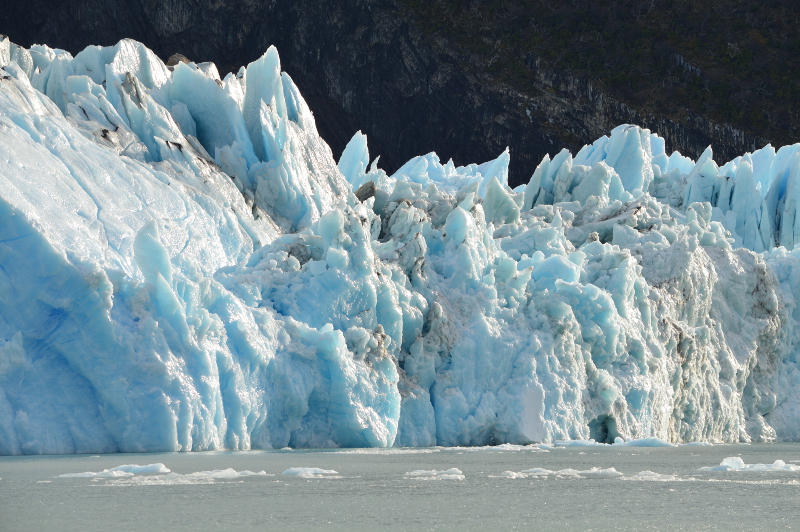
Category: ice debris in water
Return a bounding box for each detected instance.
[699,457,800,472]
[281,467,339,478]
[620,471,694,482]
[442,444,548,452]
[1,36,800,455]
[613,437,677,447]
[183,468,269,479]
[338,448,440,454]
[404,468,465,480]
[554,440,607,447]
[104,469,271,485]
[58,463,170,478]
[500,467,623,479]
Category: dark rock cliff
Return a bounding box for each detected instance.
[1,0,786,186]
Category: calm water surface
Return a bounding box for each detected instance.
[2,443,800,531]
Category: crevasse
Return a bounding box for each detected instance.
[0,36,798,455]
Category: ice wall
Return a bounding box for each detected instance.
[0,38,393,454]
[0,37,799,455]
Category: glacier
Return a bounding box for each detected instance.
[0,35,800,455]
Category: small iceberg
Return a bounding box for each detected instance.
[699,457,800,472]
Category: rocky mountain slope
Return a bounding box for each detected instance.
[2,1,798,183]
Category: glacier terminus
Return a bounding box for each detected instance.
[1,36,799,455]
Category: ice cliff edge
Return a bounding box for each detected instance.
[0,36,799,454]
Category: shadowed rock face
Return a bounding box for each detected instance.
[1,0,766,186]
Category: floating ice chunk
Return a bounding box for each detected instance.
[404,468,464,480]
[554,440,607,447]
[281,467,339,478]
[519,467,554,476]
[101,469,272,486]
[613,437,677,447]
[492,443,547,452]
[503,468,546,478]
[572,467,624,478]
[500,467,622,478]
[237,470,270,476]
[681,442,714,447]
[185,468,268,479]
[620,471,694,482]
[185,468,239,480]
[58,463,170,478]
[699,457,800,472]
[58,470,134,479]
[442,444,547,453]
[704,456,745,471]
[404,469,440,477]
[338,448,440,454]
[113,463,171,474]
[500,470,531,479]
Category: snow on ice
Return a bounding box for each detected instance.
[0,36,800,455]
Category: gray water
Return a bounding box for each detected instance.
[2,443,800,531]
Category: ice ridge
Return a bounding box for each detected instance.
[0,36,799,455]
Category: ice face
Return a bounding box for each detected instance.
[1,38,800,455]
